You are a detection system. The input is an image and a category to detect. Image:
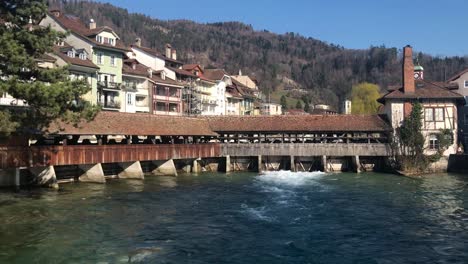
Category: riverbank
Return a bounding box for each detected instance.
[1,171,467,263]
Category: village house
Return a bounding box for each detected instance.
[121,59,155,113]
[378,45,464,157]
[203,69,231,115]
[51,43,100,105]
[447,68,468,152]
[40,10,129,112]
[181,64,218,115]
[261,102,282,116]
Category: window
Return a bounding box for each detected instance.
[110,55,116,66]
[109,75,115,83]
[96,35,103,43]
[429,134,439,150]
[127,94,133,105]
[464,80,468,88]
[434,108,444,121]
[109,38,115,46]
[67,50,74,57]
[425,107,444,122]
[79,53,87,60]
[97,53,103,64]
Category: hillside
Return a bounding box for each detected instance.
[49,0,467,108]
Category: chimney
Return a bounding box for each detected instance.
[135,38,141,47]
[88,18,96,30]
[165,44,172,58]
[402,45,415,93]
[171,49,177,60]
[50,10,61,18]
[147,68,153,79]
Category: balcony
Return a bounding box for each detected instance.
[98,101,121,110]
[202,99,217,105]
[122,82,138,92]
[98,81,121,90]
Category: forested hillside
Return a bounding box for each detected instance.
[48,0,467,108]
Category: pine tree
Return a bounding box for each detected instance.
[280,95,288,112]
[0,0,98,137]
[303,101,310,113]
[396,102,427,171]
[295,100,302,109]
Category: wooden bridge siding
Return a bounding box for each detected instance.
[0,144,221,168]
[221,143,392,157]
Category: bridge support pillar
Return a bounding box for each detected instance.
[78,163,106,183]
[351,156,362,173]
[152,159,178,176]
[29,166,58,189]
[192,158,202,174]
[290,156,296,172]
[257,155,262,173]
[224,155,231,173]
[182,164,192,173]
[321,156,329,173]
[118,161,144,179]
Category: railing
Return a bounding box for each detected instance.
[98,101,121,110]
[0,144,221,169]
[221,143,392,157]
[98,81,120,89]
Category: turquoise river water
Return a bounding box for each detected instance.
[0,171,467,263]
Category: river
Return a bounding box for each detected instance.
[0,171,467,263]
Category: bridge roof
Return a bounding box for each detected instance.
[48,112,218,136]
[205,115,391,133]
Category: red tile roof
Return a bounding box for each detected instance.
[150,76,186,87]
[204,115,391,133]
[52,46,99,69]
[203,69,228,81]
[122,60,150,77]
[378,80,464,103]
[166,66,198,78]
[182,64,201,71]
[49,12,129,52]
[49,112,217,136]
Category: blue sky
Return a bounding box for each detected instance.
[97,0,468,56]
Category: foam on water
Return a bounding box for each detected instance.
[256,170,326,187]
[240,204,276,222]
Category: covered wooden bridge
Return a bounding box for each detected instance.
[0,112,393,187]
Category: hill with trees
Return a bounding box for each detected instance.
[48,0,468,109]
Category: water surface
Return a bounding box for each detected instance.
[0,172,467,263]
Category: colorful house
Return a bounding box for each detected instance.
[40,10,128,111]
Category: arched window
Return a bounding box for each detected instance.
[429,134,439,150]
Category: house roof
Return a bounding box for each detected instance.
[166,66,198,78]
[182,64,201,71]
[203,69,228,81]
[38,54,57,62]
[49,12,129,52]
[131,45,184,65]
[48,111,217,136]
[378,79,464,103]
[447,68,468,82]
[204,115,391,133]
[122,59,150,77]
[52,46,99,69]
[150,75,185,87]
